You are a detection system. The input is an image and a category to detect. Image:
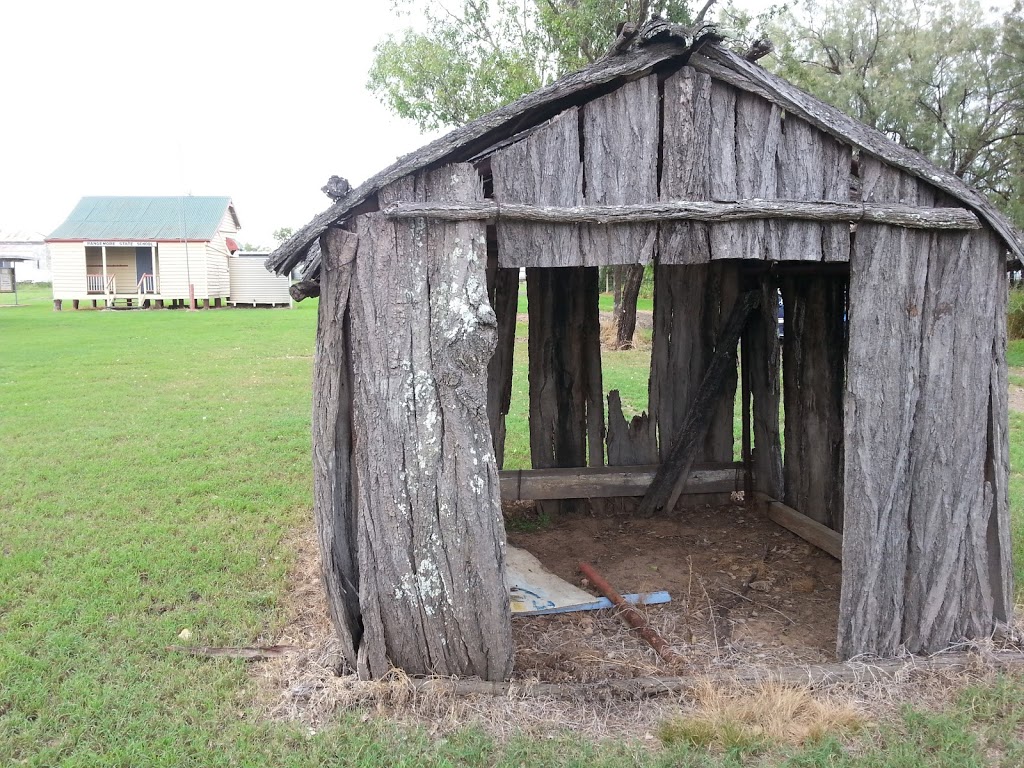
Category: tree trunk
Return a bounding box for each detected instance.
[613,264,645,349]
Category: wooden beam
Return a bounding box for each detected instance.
[756,493,843,561]
[381,199,981,230]
[499,463,742,501]
[412,651,1024,699]
[638,291,758,516]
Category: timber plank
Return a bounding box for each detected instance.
[485,256,519,468]
[606,390,659,466]
[838,159,930,659]
[659,66,712,265]
[527,266,604,514]
[639,290,758,516]
[582,75,659,266]
[757,495,843,560]
[747,276,783,499]
[492,109,583,267]
[978,257,1015,629]
[781,275,846,530]
[902,225,998,651]
[650,264,738,464]
[776,115,850,262]
[499,463,742,500]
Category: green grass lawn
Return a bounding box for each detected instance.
[1,287,1022,766]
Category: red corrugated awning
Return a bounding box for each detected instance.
[225,237,239,253]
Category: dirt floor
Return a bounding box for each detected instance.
[506,498,842,683]
[252,499,1021,739]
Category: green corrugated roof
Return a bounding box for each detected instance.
[48,196,237,241]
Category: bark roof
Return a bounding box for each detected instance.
[266,33,1022,279]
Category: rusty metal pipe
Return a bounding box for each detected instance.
[578,561,683,665]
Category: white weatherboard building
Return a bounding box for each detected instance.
[0,229,51,283]
[228,252,292,306]
[48,196,242,308]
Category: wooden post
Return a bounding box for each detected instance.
[203,298,210,309]
[527,266,604,516]
[780,275,846,530]
[214,297,222,308]
[745,275,783,499]
[72,299,79,310]
[92,300,97,308]
[53,299,62,311]
[650,263,738,465]
[312,227,361,670]
[348,165,513,681]
[485,241,519,469]
[741,333,753,503]
[638,291,758,516]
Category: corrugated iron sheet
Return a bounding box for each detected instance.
[48,196,233,241]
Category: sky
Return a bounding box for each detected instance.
[0,1,442,247]
[1,1,1013,247]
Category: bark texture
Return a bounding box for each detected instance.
[383,199,981,230]
[485,253,519,468]
[781,275,847,531]
[348,164,512,680]
[839,157,1013,658]
[492,109,583,267]
[650,263,738,464]
[776,115,851,262]
[708,84,782,260]
[527,266,604,515]
[746,275,783,499]
[312,228,360,669]
[582,75,659,268]
[660,67,713,264]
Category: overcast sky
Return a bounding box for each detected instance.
[1,1,1012,247]
[1,1,443,246]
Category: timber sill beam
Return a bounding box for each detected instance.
[755,492,843,561]
[382,199,981,231]
[498,462,743,501]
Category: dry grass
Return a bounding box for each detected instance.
[658,681,866,751]
[251,524,1024,747]
[599,319,652,351]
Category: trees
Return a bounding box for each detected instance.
[368,2,697,346]
[368,1,695,132]
[768,0,1024,227]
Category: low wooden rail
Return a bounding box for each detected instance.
[755,492,843,560]
[382,198,981,230]
[498,462,742,501]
